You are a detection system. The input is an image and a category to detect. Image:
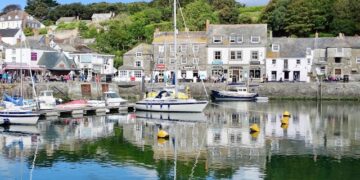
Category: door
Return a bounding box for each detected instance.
[81,84,91,97]
[271,71,277,81]
[293,71,300,81]
[284,71,289,81]
[233,69,240,83]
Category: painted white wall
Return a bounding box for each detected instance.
[266,57,312,82]
[207,47,266,65]
[5,48,52,65]
[70,53,115,75]
[1,30,25,45]
[0,20,22,29]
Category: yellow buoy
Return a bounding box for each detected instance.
[250,131,260,138]
[157,129,169,138]
[281,123,289,129]
[250,124,260,133]
[157,138,168,144]
[283,111,291,117]
[281,117,289,125]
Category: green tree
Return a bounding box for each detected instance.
[2,4,21,14]
[24,27,34,36]
[25,0,59,19]
[183,0,218,30]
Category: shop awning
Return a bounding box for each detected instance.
[4,63,46,71]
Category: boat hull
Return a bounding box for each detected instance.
[135,100,208,112]
[0,113,39,125]
[211,90,258,101]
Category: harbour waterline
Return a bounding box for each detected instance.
[0,101,360,179]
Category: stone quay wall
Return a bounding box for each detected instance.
[1,82,360,101]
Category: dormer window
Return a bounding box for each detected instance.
[229,36,236,43]
[272,44,280,52]
[135,60,142,67]
[306,48,312,55]
[251,36,260,43]
[15,15,19,19]
[213,36,222,43]
[237,36,243,43]
[336,48,343,54]
[8,16,11,20]
[136,52,142,57]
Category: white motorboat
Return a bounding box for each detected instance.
[135,111,207,122]
[103,91,128,107]
[136,90,208,112]
[211,85,258,101]
[0,107,40,125]
[37,90,57,110]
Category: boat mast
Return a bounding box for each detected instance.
[20,30,23,97]
[174,0,178,96]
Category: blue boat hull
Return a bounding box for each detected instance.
[211,90,258,101]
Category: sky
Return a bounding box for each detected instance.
[0,0,270,10]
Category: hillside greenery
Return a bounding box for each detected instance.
[21,0,360,68]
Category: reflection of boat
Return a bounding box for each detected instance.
[56,99,88,109]
[135,111,207,122]
[211,85,258,101]
[0,125,40,134]
[0,107,40,125]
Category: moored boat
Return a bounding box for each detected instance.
[211,85,258,101]
[0,108,40,125]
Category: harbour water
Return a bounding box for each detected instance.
[1,101,360,179]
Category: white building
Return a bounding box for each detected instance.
[0,10,44,29]
[266,38,314,82]
[0,29,25,45]
[91,13,114,23]
[70,53,116,80]
[206,23,268,82]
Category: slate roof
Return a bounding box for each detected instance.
[38,52,77,70]
[92,13,113,20]
[153,31,207,44]
[124,43,153,56]
[56,17,76,23]
[0,29,20,37]
[11,35,55,51]
[207,24,268,46]
[267,38,314,58]
[0,10,28,22]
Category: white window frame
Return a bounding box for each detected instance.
[230,51,236,60]
[229,36,236,43]
[136,52,142,57]
[170,58,176,64]
[214,51,221,60]
[237,36,243,43]
[272,59,276,65]
[135,60,142,67]
[336,48,343,54]
[251,36,260,43]
[213,36,222,43]
[134,70,142,78]
[192,45,199,52]
[180,45,187,52]
[158,45,165,53]
[236,51,242,60]
[251,51,259,60]
[193,58,199,64]
[181,57,187,64]
[357,57,360,64]
[119,70,127,77]
[170,45,175,52]
[307,58,311,64]
[158,58,165,64]
[272,44,280,52]
[296,59,301,65]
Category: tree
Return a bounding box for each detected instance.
[2,4,21,14]
[25,0,59,19]
[183,0,219,30]
[209,0,241,24]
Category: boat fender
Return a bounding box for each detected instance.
[283,111,291,117]
[157,130,169,138]
[281,117,289,125]
[3,118,10,125]
[250,123,260,133]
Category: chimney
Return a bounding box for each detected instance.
[338,32,344,39]
[205,19,210,32]
[269,30,273,40]
[315,31,319,38]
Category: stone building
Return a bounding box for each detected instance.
[118,43,153,82]
[0,10,44,29]
[206,23,267,83]
[266,38,313,82]
[152,30,208,82]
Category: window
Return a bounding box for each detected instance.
[12,49,16,54]
[15,15,19,19]
[134,70,142,78]
[181,57,187,64]
[119,70,127,77]
[170,58,176,64]
[251,36,260,43]
[214,51,221,60]
[250,69,261,78]
[170,45,175,52]
[335,57,341,63]
[336,48,343,54]
[158,58,164,64]
[135,61,142,67]
[8,16,11,20]
[251,51,259,60]
[229,36,236,43]
[237,36,243,43]
[272,44,280,52]
[320,66,326,74]
[158,45,165,53]
[357,57,360,64]
[136,52,142,57]
[214,133,221,142]
[307,58,311,64]
[230,51,236,60]
[12,57,16,62]
[306,48,311,55]
[180,45,187,52]
[213,36,222,43]
[236,51,242,60]
[272,59,276,65]
[192,45,199,52]
[193,58,199,64]
[296,59,301,65]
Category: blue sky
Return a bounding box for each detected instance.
[1,0,269,10]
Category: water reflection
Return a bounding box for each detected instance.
[0,101,360,179]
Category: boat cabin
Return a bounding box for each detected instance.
[39,90,54,97]
[227,86,249,93]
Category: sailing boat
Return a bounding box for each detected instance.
[135,0,208,112]
[0,34,40,125]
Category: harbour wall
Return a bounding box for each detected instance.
[1,82,360,101]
